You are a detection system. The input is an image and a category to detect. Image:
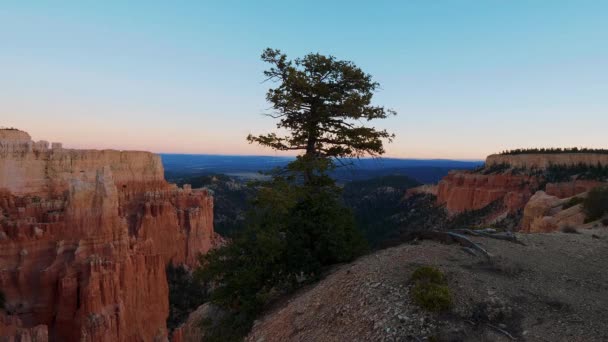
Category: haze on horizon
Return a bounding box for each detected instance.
[1,1,607,160]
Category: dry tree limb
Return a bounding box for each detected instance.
[446,232,492,258]
[411,231,493,258]
[461,247,478,257]
[486,323,516,340]
[451,229,526,246]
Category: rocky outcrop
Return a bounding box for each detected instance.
[486,153,608,170]
[436,171,538,214]
[0,129,218,341]
[521,191,586,233]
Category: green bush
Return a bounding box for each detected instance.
[410,266,452,312]
[412,283,453,312]
[411,266,447,285]
[583,187,608,222]
[562,197,584,210]
[544,164,608,183]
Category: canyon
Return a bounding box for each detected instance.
[2,128,606,341]
[0,129,220,341]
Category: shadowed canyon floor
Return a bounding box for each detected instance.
[247,229,608,342]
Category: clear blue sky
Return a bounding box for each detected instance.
[1,1,606,159]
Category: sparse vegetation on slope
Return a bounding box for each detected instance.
[500,147,608,155]
[410,266,453,312]
[562,196,585,210]
[173,174,255,236]
[542,163,608,182]
[477,162,608,182]
[583,187,608,222]
[166,264,208,332]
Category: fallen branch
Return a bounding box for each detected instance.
[486,323,516,340]
[411,231,493,258]
[461,247,478,257]
[446,232,492,258]
[452,229,526,246]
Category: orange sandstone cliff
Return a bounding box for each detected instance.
[436,153,607,229]
[0,129,219,341]
[436,171,537,214]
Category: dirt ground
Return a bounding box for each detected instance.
[247,228,608,342]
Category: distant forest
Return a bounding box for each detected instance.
[500,147,608,155]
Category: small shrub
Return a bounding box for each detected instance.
[411,266,447,285]
[410,266,452,312]
[562,197,584,210]
[412,283,452,312]
[583,187,608,222]
[561,225,580,234]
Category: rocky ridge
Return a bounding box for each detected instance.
[246,229,608,341]
[0,129,220,341]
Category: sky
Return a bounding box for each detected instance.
[1,1,607,159]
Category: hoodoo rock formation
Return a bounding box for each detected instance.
[0,129,219,341]
[520,191,587,233]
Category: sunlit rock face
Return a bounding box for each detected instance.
[0,129,219,341]
[521,191,588,233]
[436,153,608,216]
[436,171,537,214]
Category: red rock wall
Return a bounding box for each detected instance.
[436,171,538,214]
[0,130,218,341]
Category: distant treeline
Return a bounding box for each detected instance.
[500,147,608,155]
